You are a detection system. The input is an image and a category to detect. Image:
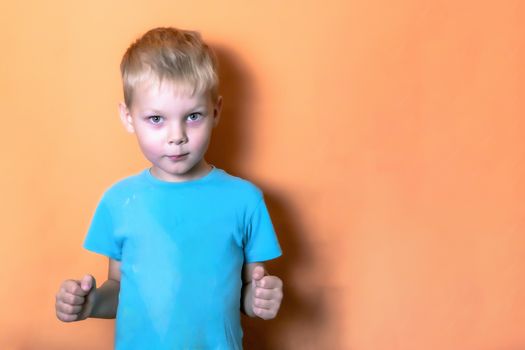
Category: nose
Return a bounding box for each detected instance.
[167,123,188,145]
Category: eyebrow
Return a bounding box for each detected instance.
[142,105,208,115]
[143,109,163,115]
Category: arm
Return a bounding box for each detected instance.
[241,262,283,320]
[56,258,121,322]
[89,258,121,319]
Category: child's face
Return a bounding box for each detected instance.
[119,80,222,182]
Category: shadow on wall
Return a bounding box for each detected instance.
[243,191,321,350]
[209,46,324,349]
[206,45,253,175]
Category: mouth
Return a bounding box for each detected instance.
[167,153,189,161]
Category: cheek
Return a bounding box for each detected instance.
[135,129,164,152]
[191,129,212,150]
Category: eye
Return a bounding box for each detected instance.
[148,115,163,124]
[187,113,202,122]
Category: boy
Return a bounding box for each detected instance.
[55,27,283,349]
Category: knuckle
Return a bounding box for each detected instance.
[67,295,79,304]
[66,314,77,322]
[56,301,65,312]
[60,294,70,304]
[254,308,262,317]
[57,312,76,322]
[63,304,74,314]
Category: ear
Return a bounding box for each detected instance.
[212,96,223,127]
[118,102,135,133]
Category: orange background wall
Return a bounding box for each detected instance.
[1,1,524,349]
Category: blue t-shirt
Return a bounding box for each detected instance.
[83,167,282,349]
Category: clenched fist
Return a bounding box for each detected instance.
[251,266,283,320]
[55,274,97,322]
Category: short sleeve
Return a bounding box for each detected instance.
[244,197,282,263]
[83,196,122,261]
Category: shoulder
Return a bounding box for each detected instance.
[99,170,149,202]
[212,168,264,203]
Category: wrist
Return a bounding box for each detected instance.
[81,287,98,320]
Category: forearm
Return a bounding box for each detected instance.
[241,282,256,317]
[89,279,120,319]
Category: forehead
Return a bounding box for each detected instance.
[131,79,212,111]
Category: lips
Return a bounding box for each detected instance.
[167,153,188,161]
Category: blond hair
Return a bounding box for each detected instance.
[120,27,219,106]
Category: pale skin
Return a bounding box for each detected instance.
[56,80,283,323]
